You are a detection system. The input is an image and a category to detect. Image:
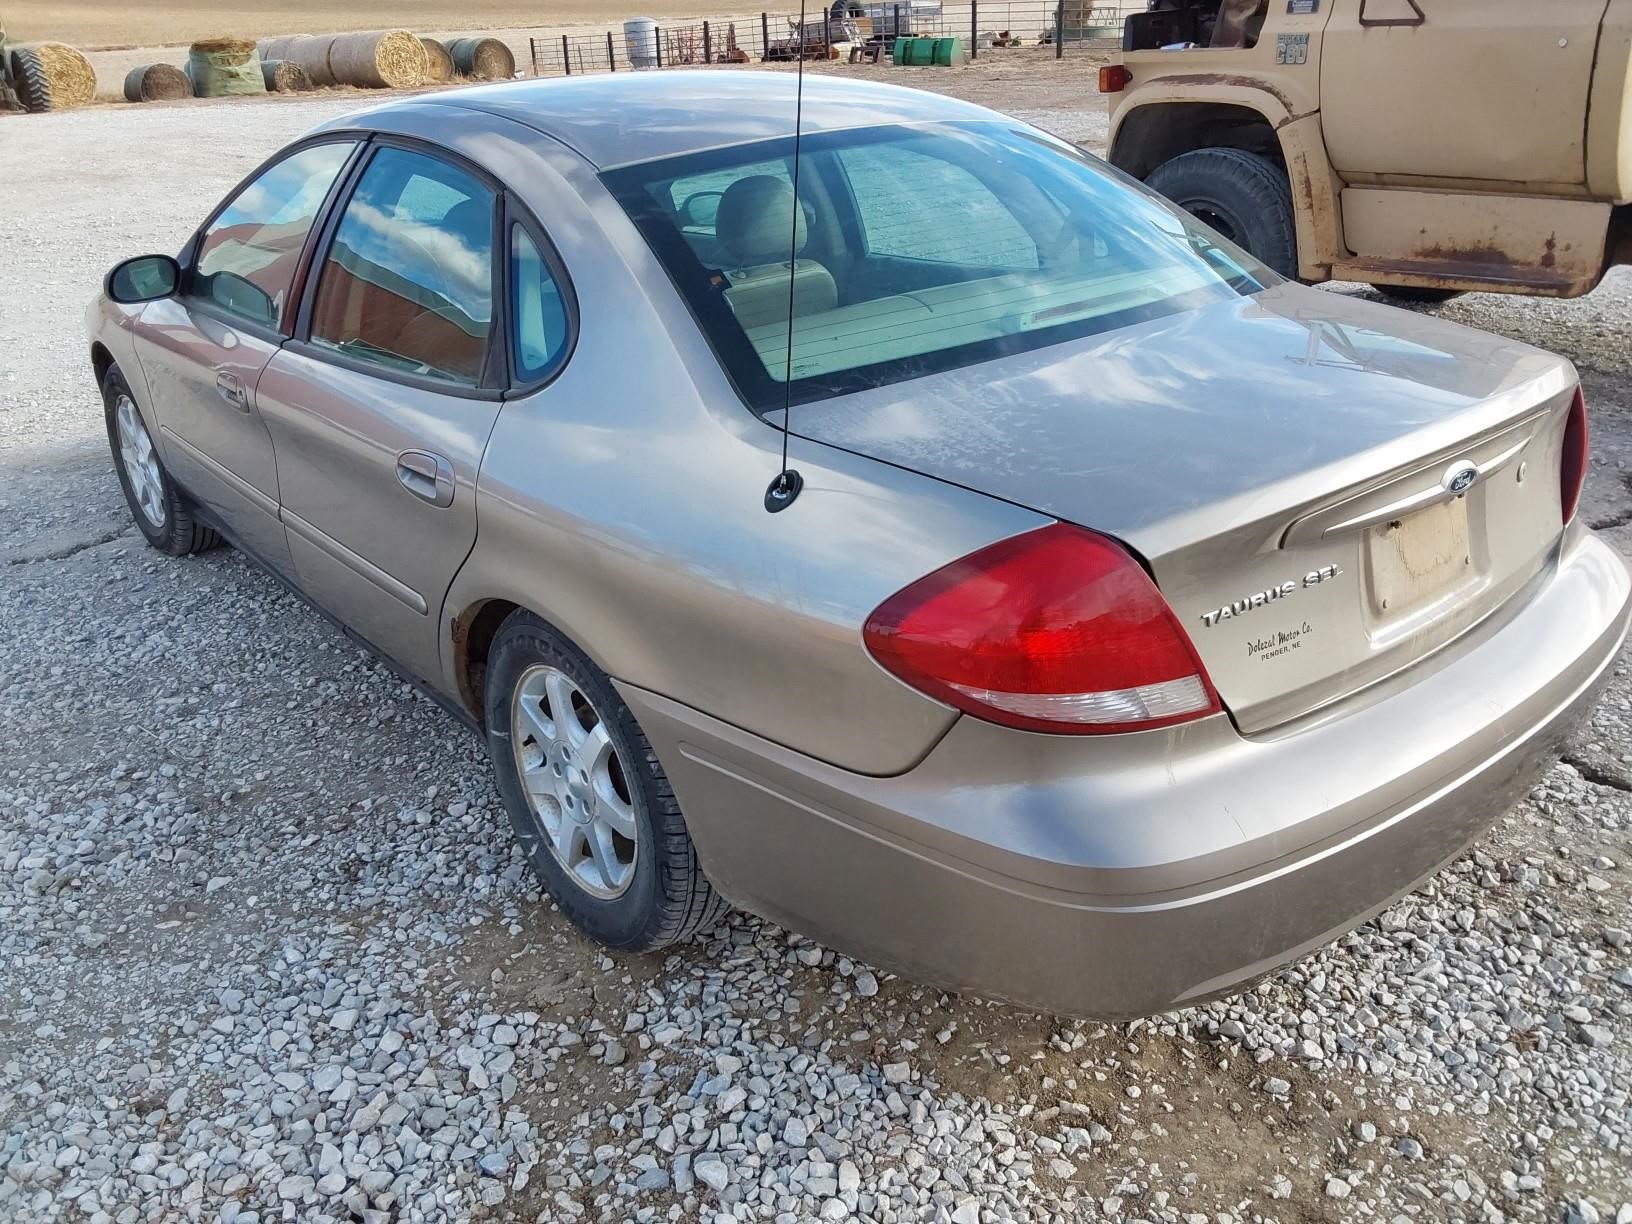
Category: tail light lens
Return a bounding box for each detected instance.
[1099,65,1131,92]
[863,524,1221,735]
[1561,386,1588,524]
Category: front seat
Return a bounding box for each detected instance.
[713,175,838,332]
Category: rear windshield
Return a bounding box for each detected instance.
[602,121,1274,413]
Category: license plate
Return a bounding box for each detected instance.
[1367,497,1472,619]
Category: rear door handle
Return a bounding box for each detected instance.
[396,450,455,508]
[215,373,249,412]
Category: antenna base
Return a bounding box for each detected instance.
[764,469,803,513]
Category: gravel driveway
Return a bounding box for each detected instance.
[2,86,1631,1224]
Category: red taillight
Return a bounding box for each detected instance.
[1561,386,1589,524]
[1099,65,1132,92]
[863,524,1221,735]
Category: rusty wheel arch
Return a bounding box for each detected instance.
[451,597,522,727]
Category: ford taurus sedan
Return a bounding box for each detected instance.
[87,73,1630,1018]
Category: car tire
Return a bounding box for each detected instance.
[9,46,53,114]
[1146,148,1298,279]
[1371,284,1464,306]
[485,609,728,951]
[103,366,223,557]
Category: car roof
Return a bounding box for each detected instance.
[342,71,1007,170]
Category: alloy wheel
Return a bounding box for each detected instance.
[510,664,639,899]
[115,394,165,528]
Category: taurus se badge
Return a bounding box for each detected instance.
[1200,563,1343,628]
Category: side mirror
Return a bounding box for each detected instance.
[106,254,180,304]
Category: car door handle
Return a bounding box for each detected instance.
[396,450,455,508]
[215,373,249,412]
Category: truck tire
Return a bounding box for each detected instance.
[1372,285,1463,306]
[1146,148,1297,279]
[9,46,53,114]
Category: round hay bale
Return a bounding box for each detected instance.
[123,62,192,102]
[265,35,338,87]
[188,38,266,97]
[326,29,427,89]
[420,37,454,83]
[257,35,298,62]
[447,36,514,80]
[26,42,95,109]
[261,58,314,92]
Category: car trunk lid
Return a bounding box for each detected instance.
[784,284,1580,733]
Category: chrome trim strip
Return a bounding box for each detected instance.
[159,426,280,518]
[280,506,428,615]
[1320,433,1534,538]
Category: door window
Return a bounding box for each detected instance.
[193,141,356,328]
[510,226,570,383]
[309,147,496,386]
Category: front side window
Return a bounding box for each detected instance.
[510,226,570,383]
[604,122,1272,412]
[309,147,495,386]
[193,141,355,328]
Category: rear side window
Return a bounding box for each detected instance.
[193,141,355,328]
[309,147,495,386]
[509,226,570,383]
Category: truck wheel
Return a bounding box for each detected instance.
[9,46,54,114]
[1372,285,1463,306]
[1146,148,1297,279]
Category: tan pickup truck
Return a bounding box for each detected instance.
[1101,0,1632,301]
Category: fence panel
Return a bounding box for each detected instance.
[528,1,1135,77]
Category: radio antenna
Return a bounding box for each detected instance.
[763,0,808,512]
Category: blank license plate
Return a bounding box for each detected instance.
[1368,497,1472,619]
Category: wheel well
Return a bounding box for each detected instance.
[1110,103,1283,180]
[90,342,114,389]
[452,597,521,725]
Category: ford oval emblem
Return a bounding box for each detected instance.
[1443,462,1478,496]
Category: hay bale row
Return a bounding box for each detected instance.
[257,30,426,90]
[261,58,315,93]
[123,62,191,102]
[447,36,514,79]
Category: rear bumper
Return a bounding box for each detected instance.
[623,532,1630,1019]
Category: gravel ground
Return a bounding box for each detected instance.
[2,79,1632,1224]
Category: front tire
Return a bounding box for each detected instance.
[486,610,727,951]
[102,366,223,556]
[1146,147,1298,279]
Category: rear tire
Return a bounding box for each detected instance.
[9,46,53,114]
[102,366,223,556]
[486,610,728,951]
[1371,284,1464,306]
[1146,148,1298,279]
